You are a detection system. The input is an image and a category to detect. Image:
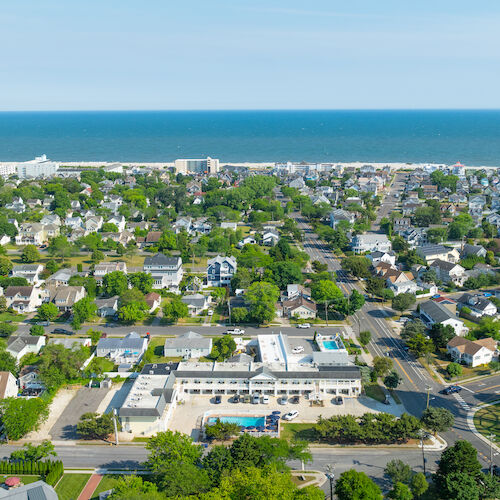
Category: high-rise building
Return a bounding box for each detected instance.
[174,157,219,174]
[0,164,16,177]
[17,155,59,178]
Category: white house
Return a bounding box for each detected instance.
[367,251,396,267]
[429,260,466,286]
[96,332,148,366]
[6,335,46,362]
[351,234,391,254]
[164,331,212,359]
[329,209,355,228]
[447,336,498,367]
[419,300,467,336]
[416,244,460,264]
[3,286,42,313]
[457,293,498,318]
[237,236,256,249]
[93,261,127,282]
[11,264,44,285]
[262,231,280,246]
[143,254,183,291]
[95,296,120,317]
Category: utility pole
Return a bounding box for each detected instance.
[325,464,335,500]
[426,385,432,409]
[488,434,496,476]
[420,430,428,475]
[113,408,119,446]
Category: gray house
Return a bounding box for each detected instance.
[96,332,148,365]
[164,331,212,359]
[0,480,58,499]
[181,293,209,315]
[95,296,120,317]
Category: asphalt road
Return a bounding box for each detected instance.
[291,176,500,471]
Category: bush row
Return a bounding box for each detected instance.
[0,459,64,486]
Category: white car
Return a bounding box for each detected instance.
[297,323,310,329]
[261,394,269,404]
[225,328,245,335]
[283,410,299,421]
[207,309,214,316]
[292,346,304,354]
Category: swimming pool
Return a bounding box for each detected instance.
[323,340,340,350]
[207,416,265,427]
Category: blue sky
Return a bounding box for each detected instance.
[1,0,499,110]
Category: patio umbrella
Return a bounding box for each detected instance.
[272,411,281,415]
[256,426,266,431]
[266,425,274,430]
[246,426,255,430]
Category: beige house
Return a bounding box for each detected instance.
[4,286,42,313]
[447,336,498,367]
[278,296,317,319]
[0,371,18,399]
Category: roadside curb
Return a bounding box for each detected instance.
[467,400,500,454]
[291,470,327,489]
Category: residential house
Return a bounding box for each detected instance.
[393,218,412,231]
[96,332,148,365]
[144,292,161,313]
[95,296,119,317]
[457,293,498,318]
[0,480,58,499]
[85,216,104,232]
[181,293,209,315]
[469,195,486,218]
[3,286,42,313]
[237,236,256,248]
[6,335,46,362]
[262,231,280,246]
[447,336,498,367]
[386,271,419,296]
[367,251,396,267]
[419,300,467,335]
[416,244,460,264]
[45,285,85,312]
[206,255,237,287]
[220,222,237,231]
[15,223,46,246]
[94,261,128,282]
[329,209,356,228]
[173,217,193,234]
[5,197,26,213]
[192,218,212,234]
[18,365,44,391]
[351,234,391,254]
[109,215,126,232]
[397,227,428,248]
[45,268,76,287]
[40,214,61,226]
[282,284,312,301]
[64,216,83,230]
[278,295,317,319]
[289,177,305,189]
[461,244,487,259]
[11,264,44,285]
[0,371,18,399]
[144,253,184,291]
[429,259,466,286]
[164,331,212,359]
[136,231,162,248]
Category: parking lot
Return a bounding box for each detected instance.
[49,388,110,440]
[169,392,404,441]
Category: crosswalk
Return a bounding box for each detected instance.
[453,392,471,411]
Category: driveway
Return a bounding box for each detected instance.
[49,388,110,440]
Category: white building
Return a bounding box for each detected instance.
[17,155,59,178]
[143,254,183,291]
[163,331,212,359]
[419,300,467,336]
[0,163,16,178]
[174,157,220,174]
[351,234,391,254]
[96,332,148,366]
[447,336,498,367]
[6,335,46,362]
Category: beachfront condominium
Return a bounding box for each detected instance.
[16,155,59,178]
[174,157,220,175]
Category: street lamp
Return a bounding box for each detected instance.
[325,464,335,500]
[426,386,432,409]
[420,430,429,475]
[488,434,496,477]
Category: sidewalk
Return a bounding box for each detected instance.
[77,473,102,500]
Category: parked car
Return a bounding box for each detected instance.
[279,396,288,405]
[252,394,260,404]
[440,385,462,395]
[243,394,251,404]
[283,410,299,421]
[207,309,214,316]
[290,395,300,404]
[225,328,245,335]
[262,394,269,404]
[52,328,74,335]
[214,395,222,404]
[335,396,344,405]
[232,394,240,403]
[292,346,304,354]
[297,323,310,329]
[35,321,50,326]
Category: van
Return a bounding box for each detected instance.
[252,394,260,404]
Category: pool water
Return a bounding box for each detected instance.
[207,416,265,427]
[323,340,340,350]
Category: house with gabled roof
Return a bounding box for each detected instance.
[447,336,498,367]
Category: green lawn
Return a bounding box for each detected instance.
[2,475,41,485]
[474,403,500,441]
[0,312,27,322]
[364,384,386,403]
[90,475,121,499]
[55,473,91,500]
[143,337,182,363]
[280,423,317,442]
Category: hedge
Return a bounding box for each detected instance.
[0,460,64,486]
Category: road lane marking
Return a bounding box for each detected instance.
[392,355,416,387]
[476,384,500,393]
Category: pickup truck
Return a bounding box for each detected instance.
[225,328,245,335]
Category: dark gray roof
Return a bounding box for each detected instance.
[97,332,145,351]
[0,480,58,499]
[417,244,450,256]
[420,300,455,322]
[430,259,458,271]
[144,253,181,266]
[181,294,207,307]
[164,332,212,350]
[141,362,178,375]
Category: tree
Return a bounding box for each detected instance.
[406,334,434,358]
[446,362,462,378]
[91,249,105,263]
[384,371,402,389]
[341,256,371,279]
[0,322,17,338]
[0,256,13,276]
[10,440,56,462]
[348,289,365,313]
[359,330,371,346]
[47,235,75,262]
[209,336,236,361]
[21,244,40,263]
[388,482,413,500]
[392,293,416,312]
[39,344,88,389]
[88,328,103,345]
[401,319,426,340]
[384,459,412,485]
[119,288,145,307]
[163,299,189,322]
[0,350,17,373]
[429,323,455,348]
[381,288,395,301]
[77,412,119,440]
[373,356,393,377]
[312,260,328,273]
[365,276,385,297]
[72,296,97,329]
[36,303,59,322]
[311,279,344,322]
[421,407,454,435]
[210,287,226,305]
[145,430,203,473]
[103,271,128,297]
[231,307,248,323]
[30,324,45,336]
[421,269,438,284]
[410,472,428,498]
[0,397,49,440]
[335,469,383,500]
[101,222,119,232]
[205,418,241,441]
[246,281,280,324]
[268,261,303,289]
[108,476,163,500]
[128,272,154,294]
[0,296,6,313]
[118,301,149,323]
[202,445,233,485]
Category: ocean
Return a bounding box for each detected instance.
[0,110,499,165]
